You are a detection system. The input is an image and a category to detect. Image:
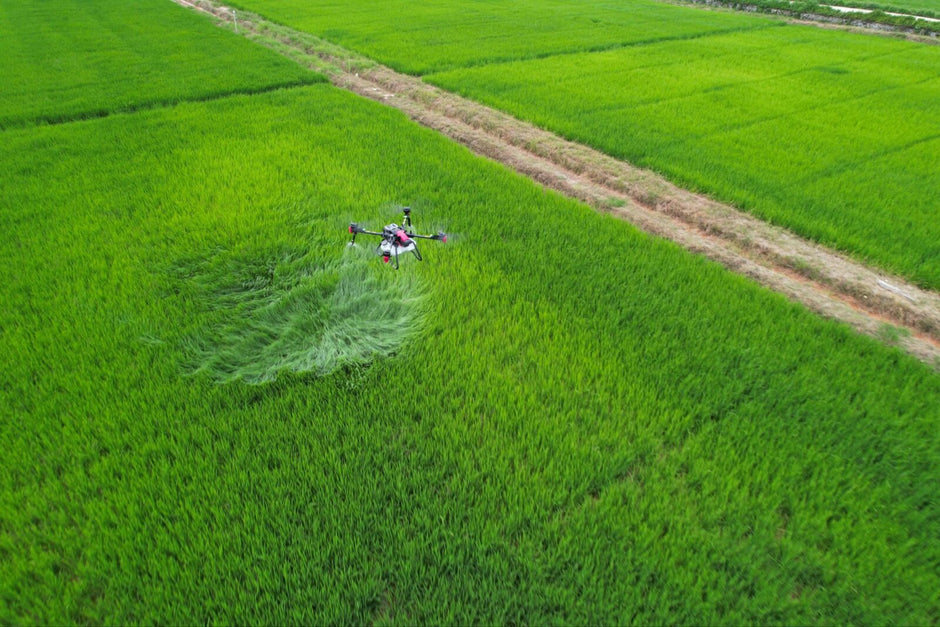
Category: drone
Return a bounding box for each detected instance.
[347,206,447,269]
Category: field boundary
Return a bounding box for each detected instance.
[0,80,318,132]
[172,0,940,369]
[674,0,940,39]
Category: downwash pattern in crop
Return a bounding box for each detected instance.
[2,82,939,623]
[230,0,940,289]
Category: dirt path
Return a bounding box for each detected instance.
[174,0,940,369]
[669,0,940,42]
[824,4,940,23]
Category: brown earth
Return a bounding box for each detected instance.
[174,0,940,369]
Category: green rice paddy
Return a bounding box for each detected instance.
[226,0,768,74]
[0,0,321,129]
[230,0,940,289]
[2,0,939,623]
[427,27,940,288]
[181,245,426,384]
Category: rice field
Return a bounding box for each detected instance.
[3,0,939,624]
[4,69,940,627]
[225,0,770,74]
[0,0,321,129]
[426,27,940,289]
[229,0,940,290]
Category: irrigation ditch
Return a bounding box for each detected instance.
[173,0,940,369]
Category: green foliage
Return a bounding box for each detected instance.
[0,0,322,129]
[227,0,940,287]
[858,0,940,13]
[2,0,939,622]
[425,26,940,288]
[179,245,425,383]
[226,0,769,74]
[2,84,939,624]
[789,0,939,20]
[876,322,913,344]
[695,0,940,30]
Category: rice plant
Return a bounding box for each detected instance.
[180,245,425,383]
[425,26,940,288]
[2,1,939,622]
[2,83,938,624]
[0,0,322,129]
[226,0,767,74]
[227,0,939,287]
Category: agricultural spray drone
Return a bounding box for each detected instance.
[347,206,447,269]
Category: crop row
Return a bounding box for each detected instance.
[3,81,938,623]
[226,0,770,74]
[426,25,940,287]
[0,0,321,129]
[229,0,940,289]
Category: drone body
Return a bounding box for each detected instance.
[348,207,446,269]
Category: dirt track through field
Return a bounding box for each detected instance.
[174,0,940,369]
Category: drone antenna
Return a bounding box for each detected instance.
[402,206,412,229]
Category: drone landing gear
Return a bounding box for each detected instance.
[380,241,422,269]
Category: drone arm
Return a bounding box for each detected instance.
[349,224,383,237]
[405,231,447,243]
[349,223,385,245]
